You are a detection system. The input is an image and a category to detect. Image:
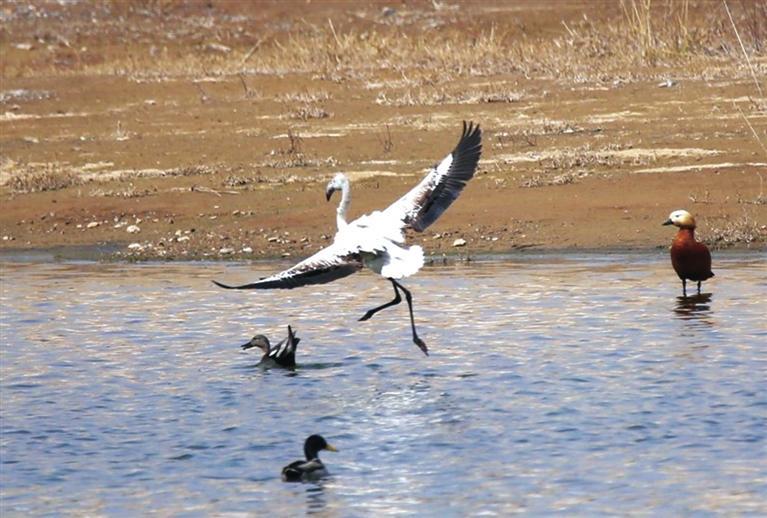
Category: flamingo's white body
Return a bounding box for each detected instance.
[215,122,482,354]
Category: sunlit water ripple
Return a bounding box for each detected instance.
[1,253,766,515]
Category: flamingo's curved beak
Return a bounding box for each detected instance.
[325,186,336,201]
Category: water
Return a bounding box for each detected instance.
[1,253,766,515]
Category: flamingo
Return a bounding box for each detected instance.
[214,121,482,355]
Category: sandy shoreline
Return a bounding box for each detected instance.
[1,1,765,260]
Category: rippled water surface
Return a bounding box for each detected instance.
[1,253,766,515]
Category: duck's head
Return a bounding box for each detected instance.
[325,173,348,201]
[242,334,270,352]
[663,209,696,229]
[304,434,338,460]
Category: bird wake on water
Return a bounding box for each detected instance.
[214,121,483,355]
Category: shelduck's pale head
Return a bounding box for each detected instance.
[325,173,348,201]
[663,209,696,229]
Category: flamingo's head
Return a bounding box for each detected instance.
[325,173,348,202]
[663,209,696,229]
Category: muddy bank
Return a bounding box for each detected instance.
[1,1,765,260]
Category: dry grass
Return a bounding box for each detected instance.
[704,210,766,249]
[262,129,338,169]
[285,105,331,121]
[519,172,586,189]
[277,91,332,103]
[7,163,82,193]
[222,174,265,188]
[5,2,764,84]
[375,87,523,107]
[540,144,651,171]
[89,186,155,198]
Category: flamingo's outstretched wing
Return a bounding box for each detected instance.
[383,121,482,233]
[213,242,363,290]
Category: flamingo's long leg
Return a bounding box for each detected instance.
[391,279,428,356]
[358,280,402,321]
[358,279,428,355]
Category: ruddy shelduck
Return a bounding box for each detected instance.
[663,209,714,297]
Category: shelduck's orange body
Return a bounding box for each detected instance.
[663,210,714,297]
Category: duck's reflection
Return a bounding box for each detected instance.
[673,293,713,322]
[305,482,328,514]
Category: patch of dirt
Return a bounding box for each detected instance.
[1,0,765,259]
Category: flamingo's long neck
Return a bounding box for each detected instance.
[336,178,351,228]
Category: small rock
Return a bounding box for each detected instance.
[433,233,442,239]
[219,247,234,255]
[452,238,467,247]
[86,221,100,229]
[127,243,143,250]
[267,236,279,242]
[241,246,253,253]
[205,42,231,54]
[177,235,190,243]
[126,225,140,233]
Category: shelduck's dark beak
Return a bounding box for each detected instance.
[662,219,673,226]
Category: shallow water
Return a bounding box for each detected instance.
[1,253,766,515]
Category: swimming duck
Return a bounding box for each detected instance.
[241,325,300,368]
[281,434,338,482]
[663,209,714,297]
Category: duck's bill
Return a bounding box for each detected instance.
[325,444,338,452]
[662,219,673,226]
